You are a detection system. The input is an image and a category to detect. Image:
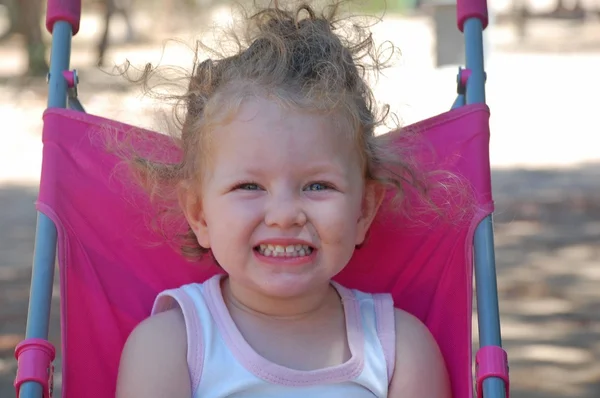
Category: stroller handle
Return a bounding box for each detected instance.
[45,0,489,37]
[46,0,81,35]
[457,0,489,31]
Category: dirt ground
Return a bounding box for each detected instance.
[0,7,599,398]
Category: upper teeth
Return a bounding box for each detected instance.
[258,244,313,257]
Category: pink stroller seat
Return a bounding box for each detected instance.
[15,0,510,397]
[30,103,492,397]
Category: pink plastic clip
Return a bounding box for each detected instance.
[14,338,56,398]
[457,0,489,32]
[46,0,81,35]
[63,70,76,88]
[476,346,509,398]
[459,68,471,88]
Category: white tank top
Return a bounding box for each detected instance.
[152,275,396,398]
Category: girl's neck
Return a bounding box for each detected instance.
[221,277,336,320]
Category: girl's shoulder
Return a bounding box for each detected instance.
[127,307,188,345]
[388,308,451,398]
[116,308,191,397]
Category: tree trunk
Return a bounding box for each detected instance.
[20,0,49,76]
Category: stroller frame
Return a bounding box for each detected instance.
[16,0,506,397]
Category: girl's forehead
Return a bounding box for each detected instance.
[191,96,368,188]
[208,97,358,161]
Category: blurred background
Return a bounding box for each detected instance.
[0,0,599,397]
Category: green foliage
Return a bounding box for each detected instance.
[351,0,414,14]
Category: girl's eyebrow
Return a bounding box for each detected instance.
[233,162,347,176]
[303,162,348,175]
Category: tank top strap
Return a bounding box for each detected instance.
[331,282,396,383]
[151,280,213,394]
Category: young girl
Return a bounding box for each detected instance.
[116,2,451,397]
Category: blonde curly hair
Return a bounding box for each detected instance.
[118,1,436,261]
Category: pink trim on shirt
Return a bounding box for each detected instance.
[373,293,396,382]
[202,275,365,386]
[152,289,204,394]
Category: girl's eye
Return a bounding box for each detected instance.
[235,183,261,191]
[305,182,331,191]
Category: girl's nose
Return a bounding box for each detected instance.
[264,193,307,228]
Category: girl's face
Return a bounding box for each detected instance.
[182,96,383,299]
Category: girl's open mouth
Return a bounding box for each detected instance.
[254,244,314,258]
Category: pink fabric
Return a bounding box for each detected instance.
[37,103,492,398]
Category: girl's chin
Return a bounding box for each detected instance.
[237,271,329,298]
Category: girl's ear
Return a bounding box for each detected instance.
[355,181,386,246]
[178,182,210,249]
